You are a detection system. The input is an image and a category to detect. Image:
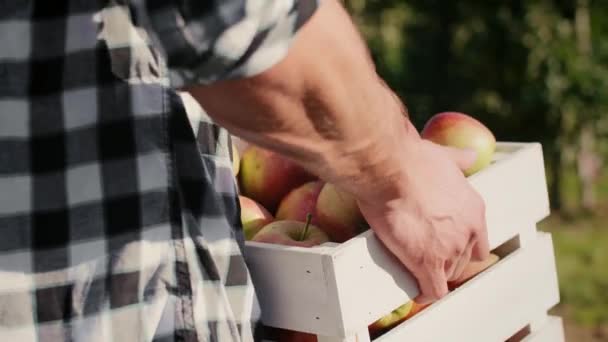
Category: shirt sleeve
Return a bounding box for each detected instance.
[133,0,319,87]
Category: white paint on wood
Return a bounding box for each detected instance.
[468,143,550,248]
[516,223,541,248]
[527,312,550,335]
[244,242,341,335]
[316,328,371,342]
[523,316,565,342]
[374,233,560,342]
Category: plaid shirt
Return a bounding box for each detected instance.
[0,1,317,341]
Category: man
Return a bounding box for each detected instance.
[0,0,488,341]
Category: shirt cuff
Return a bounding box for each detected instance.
[145,0,319,87]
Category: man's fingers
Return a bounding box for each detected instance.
[413,267,449,305]
[471,215,490,261]
[472,234,491,261]
[447,243,473,281]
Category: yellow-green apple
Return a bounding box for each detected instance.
[239,196,274,240]
[315,183,367,243]
[421,112,496,176]
[368,301,414,337]
[276,181,324,224]
[239,145,316,212]
[448,253,500,289]
[403,301,432,320]
[251,215,329,247]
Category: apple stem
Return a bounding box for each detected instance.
[300,213,313,241]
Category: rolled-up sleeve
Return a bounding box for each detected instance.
[134,0,319,87]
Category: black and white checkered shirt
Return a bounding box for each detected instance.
[0,1,317,341]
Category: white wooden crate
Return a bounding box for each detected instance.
[245,143,562,341]
[375,232,559,342]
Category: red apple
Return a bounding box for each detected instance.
[368,301,414,337]
[239,146,316,212]
[276,181,324,225]
[421,112,496,176]
[276,329,318,342]
[403,301,432,320]
[448,253,500,289]
[315,183,366,243]
[251,216,329,248]
[239,196,274,240]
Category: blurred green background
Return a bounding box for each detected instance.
[343,0,608,340]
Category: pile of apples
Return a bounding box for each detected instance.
[235,144,365,245]
[233,144,368,248]
[231,112,500,341]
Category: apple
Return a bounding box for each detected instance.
[448,253,500,289]
[275,329,318,342]
[403,301,431,320]
[368,301,414,337]
[276,181,324,225]
[239,196,274,240]
[315,183,367,243]
[239,145,316,212]
[421,112,496,176]
[251,215,330,247]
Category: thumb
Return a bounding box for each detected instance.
[441,146,478,172]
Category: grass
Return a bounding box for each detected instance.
[539,213,608,340]
[532,166,608,340]
[598,173,608,199]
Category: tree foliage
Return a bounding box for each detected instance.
[345,0,608,212]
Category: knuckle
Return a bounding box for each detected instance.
[471,213,486,233]
[423,254,445,269]
[432,286,448,299]
[451,244,464,258]
[410,251,427,269]
[469,229,480,241]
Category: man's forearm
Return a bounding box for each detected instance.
[186,0,491,304]
[185,0,416,203]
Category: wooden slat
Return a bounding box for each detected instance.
[375,233,559,342]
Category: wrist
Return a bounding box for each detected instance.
[325,93,420,205]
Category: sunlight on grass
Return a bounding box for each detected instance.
[539,215,608,327]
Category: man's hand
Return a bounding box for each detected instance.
[357,137,489,304]
[186,0,490,304]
